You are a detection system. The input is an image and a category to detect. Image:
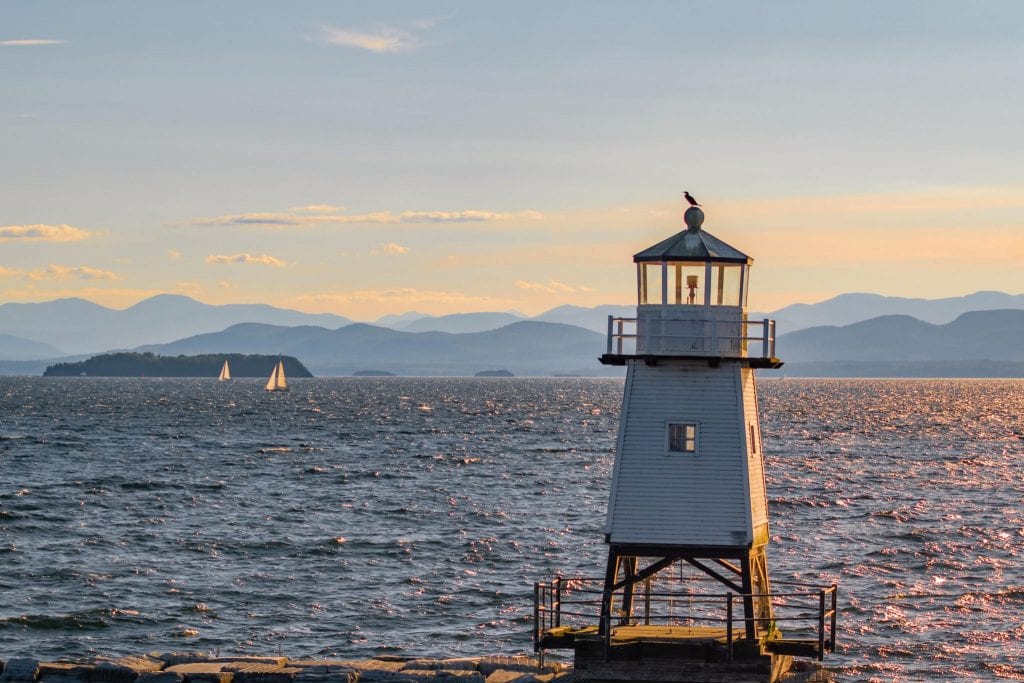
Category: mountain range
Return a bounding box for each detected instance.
[138,321,611,377]
[2,291,1024,376]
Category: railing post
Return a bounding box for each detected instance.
[604,609,612,662]
[606,316,613,354]
[644,577,651,625]
[711,318,718,354]
[726,593,734,663]
[818,589,826,661]
[617,318,624,354]
[762,319,771,359]
[830,585,838,654]
[555,575,562,628]
[536,585,544,655]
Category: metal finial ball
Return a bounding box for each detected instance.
[684,206,705,230]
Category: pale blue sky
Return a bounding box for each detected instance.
[3,1,1023,318]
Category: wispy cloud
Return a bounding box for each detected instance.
[167,249,182,260]
[205,253,289,267]
[514,280,596,294]
[401,210,544,223]
[316,25,418,53]
[372,242,409,255]
[194,207,544,227]
[11,264,120,281]
[0,224,92,242]
[1,39,66,46]
[288,204,344,213]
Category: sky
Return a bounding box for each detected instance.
[2,1,1023,320]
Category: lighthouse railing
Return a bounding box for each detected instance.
[605,316,777,359]
[533,575,836,661]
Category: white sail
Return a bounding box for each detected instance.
[219,360,231,381]
[265,360,289,392]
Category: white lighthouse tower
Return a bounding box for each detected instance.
[532,204,837,679]
[598,204,779,641]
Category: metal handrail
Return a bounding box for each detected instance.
[605,316,777,359]
[534,577,837,661]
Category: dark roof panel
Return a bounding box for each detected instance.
[633,227,751,264]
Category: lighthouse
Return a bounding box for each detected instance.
[598,203,779,642]
[532,203,836,682]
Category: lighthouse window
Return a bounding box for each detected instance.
[668,423,698,453]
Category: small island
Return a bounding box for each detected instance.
[474,369,514,377]
[43,352,314,378]
[353,369,397,376]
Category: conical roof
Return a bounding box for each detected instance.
[633,207,751,264]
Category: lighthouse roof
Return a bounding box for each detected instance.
[633,208,751,264]
[633,227,751,264]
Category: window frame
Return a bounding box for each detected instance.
[666,421,700,455]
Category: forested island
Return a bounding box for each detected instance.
[43,352,313,378]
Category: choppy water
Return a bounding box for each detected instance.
[0,377,1022,681]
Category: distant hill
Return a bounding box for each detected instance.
[43,352,313,378]
[760,291,1024,333]
[374,311,430,328]
[0,333,65,360]
[776,309,1024,365]
[396,311,525,333]
[143,320,614,377]
[533,304,637,333]
[0,294,351,355]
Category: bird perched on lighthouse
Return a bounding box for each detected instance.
[684,191,701,207]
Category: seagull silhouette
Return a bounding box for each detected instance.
[684,191,701,207]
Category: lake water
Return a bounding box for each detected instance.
[1,377,1022,681]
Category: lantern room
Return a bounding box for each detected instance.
[635,207,750,309]
[607,206,777,360]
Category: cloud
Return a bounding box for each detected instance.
[167,249,182,260]
[27,265,119,281]
[317,25,418,53]
[0,39,66,46]
[399,210,544,223]
[205,253,289,267]
[193,207,544,228]
[0,224,92,242]
[289,204,345,213]
[372,242,409,255]
[0,266,24,279]
[514,280,596,294]
[217,281,234,289]
[195,211,397,226]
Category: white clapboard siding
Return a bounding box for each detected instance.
[606,360,761,547]
[742,367,769,528]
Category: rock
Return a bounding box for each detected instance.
[400,661,478,673]
[0,658,40,683]
[476,659,558,677]
[290,666,357,683]
[163,664,232,683]
[37,663,92,683]
[136,674,183,683]
[93,656,165,683]
[222,664,300,683]
[154,656,209,669]
[393,671,483,683]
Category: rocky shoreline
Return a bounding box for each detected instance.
[0,654,567,683]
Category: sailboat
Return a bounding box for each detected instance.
[265,360,289,392]
[218,360,231,382]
